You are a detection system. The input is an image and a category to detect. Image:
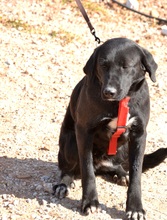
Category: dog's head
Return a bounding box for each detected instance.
[83,38,157,101]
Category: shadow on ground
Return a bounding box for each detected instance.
[0,156,126,219]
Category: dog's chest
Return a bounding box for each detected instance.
[107,117,118,130]
[107,114,135,130]
[93,115,136,148]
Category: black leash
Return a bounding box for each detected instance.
[75,0,167,44]
[75,0,101,44]
[112,0,167,24]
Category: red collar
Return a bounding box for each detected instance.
[108,96,130,155]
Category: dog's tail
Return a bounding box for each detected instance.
[142,148,167,172]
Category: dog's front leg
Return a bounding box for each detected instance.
[76,124,100,215]
[126,131,146,220]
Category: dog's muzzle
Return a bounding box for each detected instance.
[102,87,117,100]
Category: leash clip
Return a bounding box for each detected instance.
[91,29,101,44]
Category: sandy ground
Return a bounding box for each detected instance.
[0,0,167,219]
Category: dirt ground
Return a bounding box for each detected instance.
[0,0,167,219]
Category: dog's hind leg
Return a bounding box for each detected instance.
[53,144,78,199]
[53,108,80,198]
[53,172,75,199]
[53,136,79,198]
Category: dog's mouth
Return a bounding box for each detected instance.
[101,95,125,102]
[102,96,117,101]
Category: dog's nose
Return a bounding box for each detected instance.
[103,87,117,99]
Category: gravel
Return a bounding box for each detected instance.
[0,0,167,219]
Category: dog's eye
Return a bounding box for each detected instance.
[99,59,109,70]
[101,64,109,70]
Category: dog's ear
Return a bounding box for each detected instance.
[83,48,98,75]
[141,48,158,82]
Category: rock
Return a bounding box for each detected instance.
[26,199,31,203]
[43,183,53,193]
[40,175,50,182]
[126,0,139,10]
[41,199,47,206]
[150,9,159,17]
[36,184,43,191]
[15,174,32,179]
[3,201,10,207]
[13,200,19,206]
[161,25,167,36]
[50,197,58,203]
[5,59,13,66]
[2,194,7,199]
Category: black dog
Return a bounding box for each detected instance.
[53,38,167,219]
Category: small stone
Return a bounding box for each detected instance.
[41,199,47,206]
[50,197,58,203]
[161,25,167,36]
[2,194,7,199]
[102,209,107,214]
[72,207,77,212]
[31,214,38,219]
[41,175,50,182]
[3,201,9,207]
[36,185,43,191]
[13,200,19,206]
[150,9,159,18]
[22,182,27,186]
[43,183,53,193]
[5,59,13,66]
[15,174,32,179]
[39,145,50,151]
[33,192,37,196]
[126,0,139,10]
[26,199,31,203]
[8,203,14,208]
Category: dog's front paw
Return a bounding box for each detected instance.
[81,199,101,215]
[113,174,129,186]
[126,210,146,220]
[52,183,69,199]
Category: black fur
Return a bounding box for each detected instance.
[53,38,167,219]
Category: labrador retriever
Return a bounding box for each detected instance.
[53,38,167,220]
